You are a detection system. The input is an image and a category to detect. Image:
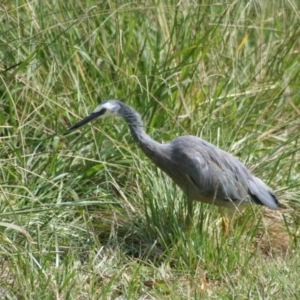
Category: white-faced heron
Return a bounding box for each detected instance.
[67,100,278,229]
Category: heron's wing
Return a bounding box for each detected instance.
[184,147,248,203]
[169,137,278,209]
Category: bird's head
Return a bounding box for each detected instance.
[67,100,122,131]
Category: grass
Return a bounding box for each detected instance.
[1,0,300,298]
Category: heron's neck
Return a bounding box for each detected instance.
[121,106,163,160]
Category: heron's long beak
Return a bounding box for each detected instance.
[67,111,102,133]
[68,112,99,131]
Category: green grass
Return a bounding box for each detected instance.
[1,0,300,298]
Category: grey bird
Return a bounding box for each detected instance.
[68,100,278,227]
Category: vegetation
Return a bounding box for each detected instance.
[1,0,300,298]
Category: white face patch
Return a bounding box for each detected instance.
[92,101,119,118]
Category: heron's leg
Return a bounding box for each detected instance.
[218,207,235,235]
[220,208,230,235]
[166,198,194,263]
[185,198,194,233]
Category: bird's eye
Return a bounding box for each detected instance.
[99,108,106,115]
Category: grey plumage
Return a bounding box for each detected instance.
[68,100,278,212]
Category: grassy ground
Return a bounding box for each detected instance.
[1,0,300,298]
